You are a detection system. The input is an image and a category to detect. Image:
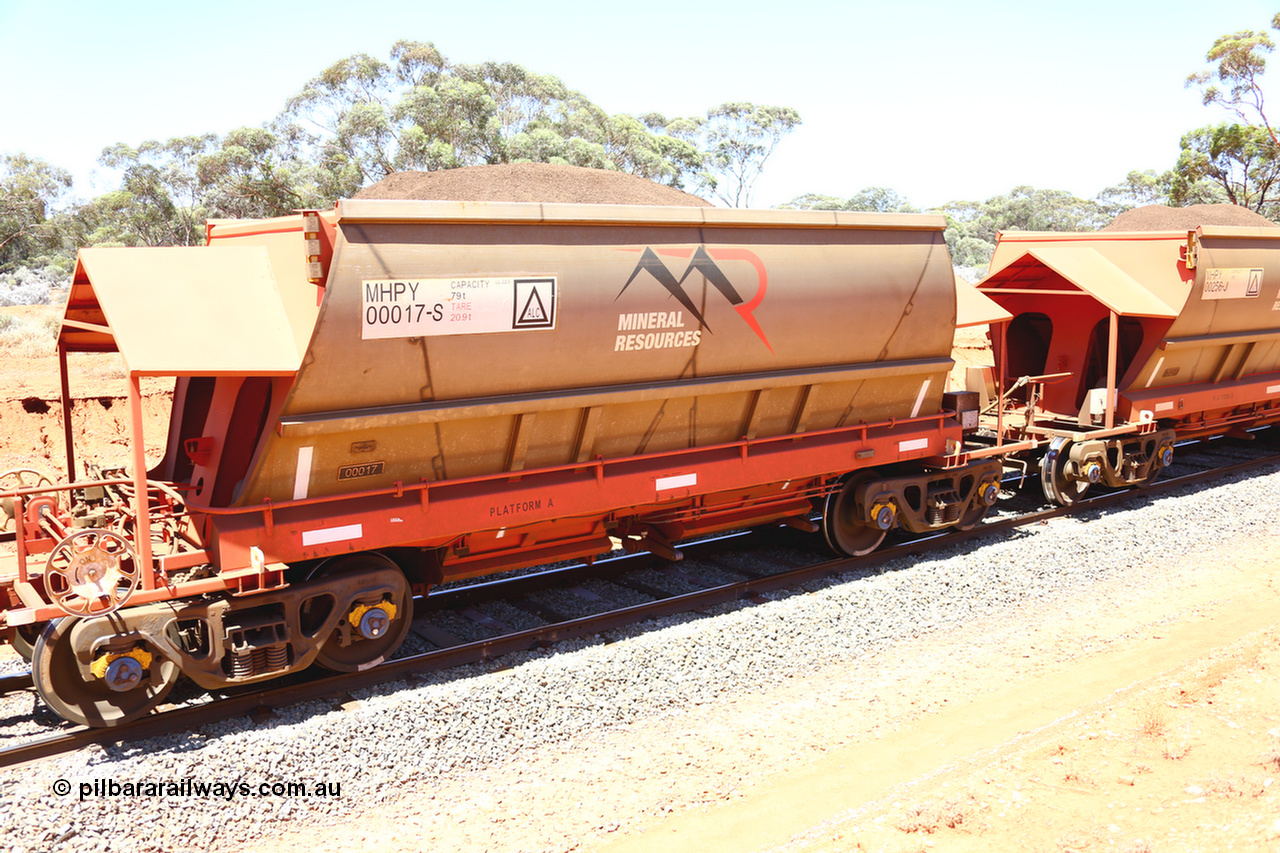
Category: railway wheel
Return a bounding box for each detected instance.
[10,623,42,663]
[0,467,54,533]
[956,478,1000,531]
[32,618,180,727]
[822,472,888,557]
[1039,438,1091,506]
[306,553,412,672]
[1139,441,1174,488]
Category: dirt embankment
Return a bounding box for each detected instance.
[0,343,172,478]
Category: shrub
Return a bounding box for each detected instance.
[0,265,68,307]
[0,313,58,356]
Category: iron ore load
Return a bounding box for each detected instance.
[0,199,1004,726]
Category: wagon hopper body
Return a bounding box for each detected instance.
[974,226,1280,503]
[1,201,1002,726]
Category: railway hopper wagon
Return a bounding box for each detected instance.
[975,225,1280,504]
[0,200,1002,726]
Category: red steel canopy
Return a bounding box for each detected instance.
[61,246,304,376]
[954,275,1012,327]
[977,245,1180,319]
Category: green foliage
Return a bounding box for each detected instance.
[941,186,1109,239]
[197,126,319,219]
[698,103,801,208]
[0,266,64,306]
[92,136,216,246]
[69,124,329,251]
[936,187,1109,266]
[1176,16,1280,218]
[1,39,805,280]
[0,153,73,271]
[777,192,846,211]
[1172,123,1280,214]
[1094,169,1177,214]
[779,187,916,213]
[281,40,711,193]
[845,187,918,213]
[1187,18,1280,144]
[1092,168,1226,217]
[786,184,1107,268]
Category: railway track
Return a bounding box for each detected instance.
[2,431,1277,768]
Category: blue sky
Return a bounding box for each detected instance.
[1,0,1276,208]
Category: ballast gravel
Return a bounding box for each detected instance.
[2,463,1278,853]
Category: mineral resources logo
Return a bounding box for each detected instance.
[615,246,773,353]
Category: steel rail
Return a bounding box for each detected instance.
[2,445,1278,769]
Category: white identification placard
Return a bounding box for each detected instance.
[361,277,556,339]
[1202,268,1262,301]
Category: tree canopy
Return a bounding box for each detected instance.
[0,39,805,285]
[781,184,1111,269]
[278,40,794,202]
[1177,15,1280,219]
[0,154,72,272]
[1172,123,1280,214]
[1186,16,1280,145]
[14,18,1280,294]
[697,103,801,208]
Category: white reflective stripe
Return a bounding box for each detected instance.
[910,378,932,418]
[1146,356,1164,388]
[1268,384,1280,395]
[1155,401,1175,412]
[301,523,363,547]
[656,473,697,491]
[293,446,313,501]
[898,437,929,453]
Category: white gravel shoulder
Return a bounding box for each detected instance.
[2,464,1277,853]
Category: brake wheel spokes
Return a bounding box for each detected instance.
[44,529,139,617]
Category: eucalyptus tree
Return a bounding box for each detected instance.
[196,126,323,220]
[1171,123,1280,216]
[0,153,73,270]
[698,102,801,208]
[88,136,216,247]
[282,40,708,195]
[780,186,916,214]
[1187,15,1280,145]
